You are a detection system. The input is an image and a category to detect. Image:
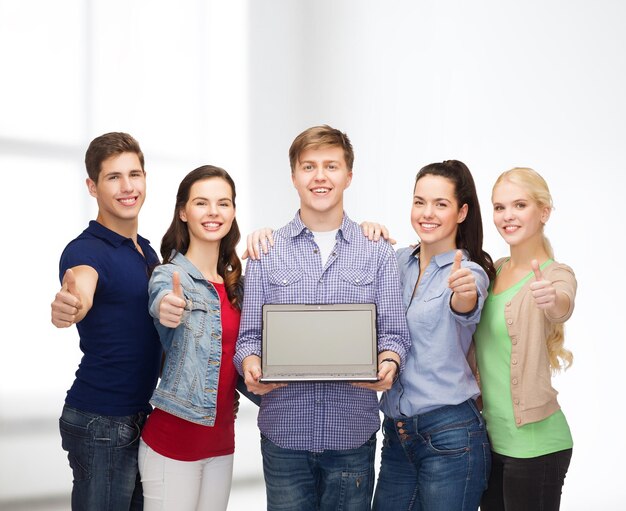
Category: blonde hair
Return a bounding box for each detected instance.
[493,167,573,372]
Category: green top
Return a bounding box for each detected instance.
[474,260,572,458]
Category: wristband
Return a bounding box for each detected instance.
[380,358,400,383]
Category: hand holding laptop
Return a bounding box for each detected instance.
[351,351,400,392]
[242,355,287,395]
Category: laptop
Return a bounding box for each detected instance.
[260,303,379,383]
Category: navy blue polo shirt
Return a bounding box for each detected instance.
[59,221,162,416]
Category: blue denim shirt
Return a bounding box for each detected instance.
[148,252,223,426]
[380,247,489,418]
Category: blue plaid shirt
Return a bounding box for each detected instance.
[234,212,410,452]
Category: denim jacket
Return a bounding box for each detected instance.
[148,252,223,426]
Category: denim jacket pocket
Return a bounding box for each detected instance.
[183,291,210,340]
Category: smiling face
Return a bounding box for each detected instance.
[291,145,352,229]
[179,177,236,247]
[88,151,146,231]
[411,174,468,254]
[492,179,550,248]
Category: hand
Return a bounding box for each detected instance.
[233,390,240,419]
[159,272,186,328]
[529,259,557,310]
[353,352,399,391]
[448,250,477,313]
[360,222,396,245]
[242,355,286,395]
[242,228,275,260]
[51,269,83,328]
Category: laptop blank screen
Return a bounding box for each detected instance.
[261,303,378,382]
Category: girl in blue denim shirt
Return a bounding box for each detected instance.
[138,165,243,511]
[364,160,496,511]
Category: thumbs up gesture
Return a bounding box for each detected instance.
[529,259,556,310]
[159,271,187,328]
[448,250,478,313]
[51,269,83,327]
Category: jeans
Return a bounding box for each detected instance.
[260,434,377,511]
[59,404,147,511]
[372,399,491,511]
[480,448,572,511]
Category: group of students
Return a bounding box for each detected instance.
[50,126,576,511]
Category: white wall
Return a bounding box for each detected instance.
[1,0,624,508]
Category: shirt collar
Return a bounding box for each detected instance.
[170,251,206,281]
[86,220,151,249]
[285,211,356,243]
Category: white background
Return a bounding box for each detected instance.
[0,1,624,509]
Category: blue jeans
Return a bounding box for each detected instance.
[480,448,572,511]
[59,404,147,511]
[372,399,491,511]
[260,434,377,511]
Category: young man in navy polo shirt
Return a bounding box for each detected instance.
[51,132,162,510]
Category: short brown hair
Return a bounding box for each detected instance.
[85,132,144,182]
[288,125,354,173]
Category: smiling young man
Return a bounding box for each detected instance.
[234,125,410,511]
[50,132,161,511]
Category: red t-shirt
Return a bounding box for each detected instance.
[141,281,241,461]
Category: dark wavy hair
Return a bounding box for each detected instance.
[160,165,242,309]
[415,160,495,281]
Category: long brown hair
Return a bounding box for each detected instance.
[160,165,242,309]
[415,160,496,281]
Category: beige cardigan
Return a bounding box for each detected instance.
[470,258,577,427]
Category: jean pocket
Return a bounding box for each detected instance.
[337,468,373,511]
[59,417,93,481]
[114,417,142,449]
[425,424,470,456]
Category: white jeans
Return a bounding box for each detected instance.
[138,439,234,511]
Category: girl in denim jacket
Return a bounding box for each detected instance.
[138,165,243,511]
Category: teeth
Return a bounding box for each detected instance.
[119,198,136,205]
[421,223,438,229]
[313,188,330,193]
[504,226,518,232]
[203,222,220,228]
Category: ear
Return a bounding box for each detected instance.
[457,203,469,224]
[179,208,187,223]
[86,178,97,198]
[345,170,353,189]
[541,206,551,224]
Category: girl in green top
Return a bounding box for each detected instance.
[474,168,577,511]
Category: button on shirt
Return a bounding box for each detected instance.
[234,212,410,452]
[380,247,489,419]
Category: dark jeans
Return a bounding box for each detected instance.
[372,399,491,511]
[480,448,572,511]
[59,404,147,511]
[260,434,377,511]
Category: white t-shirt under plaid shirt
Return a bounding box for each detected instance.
[234,212,410,452]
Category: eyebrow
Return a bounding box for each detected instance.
[414,195,452,202]
[191,196,232,202]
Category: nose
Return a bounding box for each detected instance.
[120,175,133,192]
[314,166,326,181]
[423,203,434,217]
[207,202,219,216]
[503,207,515,220]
